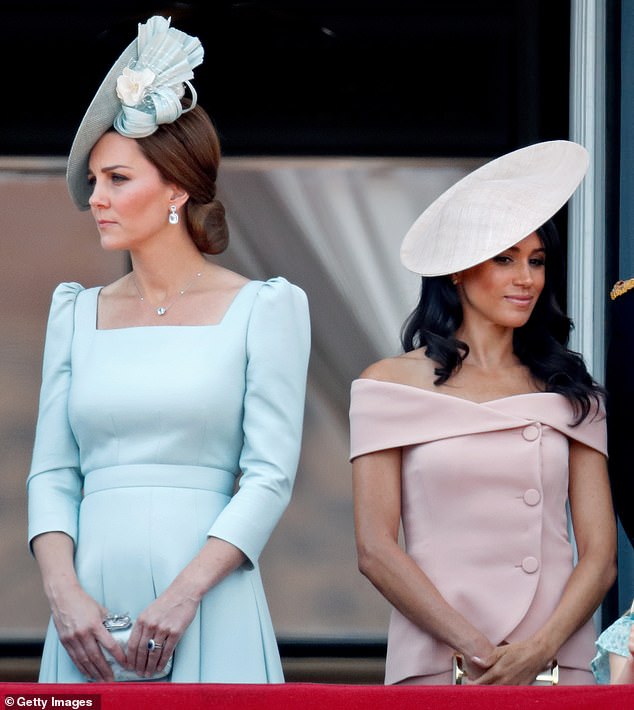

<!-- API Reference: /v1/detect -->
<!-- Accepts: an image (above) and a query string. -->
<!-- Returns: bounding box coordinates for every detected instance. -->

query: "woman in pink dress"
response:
[350,141,616,685]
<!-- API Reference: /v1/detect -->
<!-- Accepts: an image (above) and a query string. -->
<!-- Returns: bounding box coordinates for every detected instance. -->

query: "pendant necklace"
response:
[132,271,203,316]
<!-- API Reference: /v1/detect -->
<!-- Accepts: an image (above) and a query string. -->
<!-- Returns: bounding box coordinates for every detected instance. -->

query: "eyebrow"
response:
[87,164,133,175]
[506,245,546,254]
[101,164,132,171]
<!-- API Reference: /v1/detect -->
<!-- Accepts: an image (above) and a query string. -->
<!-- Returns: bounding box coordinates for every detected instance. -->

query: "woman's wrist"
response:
[457,630,495,662]
[42,570,82,603]
[525,632,558,668]
[169,565,208,604]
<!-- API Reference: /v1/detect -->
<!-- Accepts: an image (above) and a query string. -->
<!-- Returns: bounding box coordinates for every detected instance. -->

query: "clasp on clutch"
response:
[103,612,132,631]
[452,653,466,685]
[535,659,559,685]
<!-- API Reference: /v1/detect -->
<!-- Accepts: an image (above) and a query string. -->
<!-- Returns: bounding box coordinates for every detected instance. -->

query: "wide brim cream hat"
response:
[400,140,589,276]
[66,15,204,211]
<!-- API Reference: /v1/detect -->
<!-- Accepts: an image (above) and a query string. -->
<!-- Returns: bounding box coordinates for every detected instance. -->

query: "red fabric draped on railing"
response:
[1,682,633,709]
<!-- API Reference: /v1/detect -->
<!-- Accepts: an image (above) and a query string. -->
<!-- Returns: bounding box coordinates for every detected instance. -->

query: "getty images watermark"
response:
[3,696,100,709]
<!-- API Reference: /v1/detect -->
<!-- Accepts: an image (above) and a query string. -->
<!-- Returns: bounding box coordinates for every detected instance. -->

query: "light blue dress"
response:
[27,277,311,683]
[591,607,634,684]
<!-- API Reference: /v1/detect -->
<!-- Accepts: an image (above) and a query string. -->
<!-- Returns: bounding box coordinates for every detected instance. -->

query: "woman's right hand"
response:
[50,585,128,681]
[33,532,128,680]
[33,532,128,681]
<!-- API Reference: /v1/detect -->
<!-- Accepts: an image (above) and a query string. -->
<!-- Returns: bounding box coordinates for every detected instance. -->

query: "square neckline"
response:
[93,279,257,331]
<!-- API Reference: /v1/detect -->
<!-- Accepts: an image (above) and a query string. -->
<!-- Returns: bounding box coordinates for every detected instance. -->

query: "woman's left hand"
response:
[125,537,247,677]
[468,641,553,685]
[125,591,199,677]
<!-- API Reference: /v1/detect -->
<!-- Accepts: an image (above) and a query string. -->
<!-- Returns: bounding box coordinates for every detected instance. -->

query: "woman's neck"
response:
[454,321,517,371]
[128,239,208,299]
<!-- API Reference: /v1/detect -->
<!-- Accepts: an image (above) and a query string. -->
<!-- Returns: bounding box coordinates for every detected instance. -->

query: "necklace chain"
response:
[132,271,203,316]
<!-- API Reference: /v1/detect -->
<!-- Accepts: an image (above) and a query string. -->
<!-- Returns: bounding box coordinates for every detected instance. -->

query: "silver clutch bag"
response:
[101,613,173,681]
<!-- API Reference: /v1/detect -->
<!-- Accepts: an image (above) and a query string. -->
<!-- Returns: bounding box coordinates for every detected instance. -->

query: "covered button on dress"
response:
[28,277,311,683]
[349,378,607,685]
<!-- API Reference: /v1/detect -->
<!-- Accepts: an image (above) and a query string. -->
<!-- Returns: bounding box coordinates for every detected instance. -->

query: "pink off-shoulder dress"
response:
[349,378,607,685]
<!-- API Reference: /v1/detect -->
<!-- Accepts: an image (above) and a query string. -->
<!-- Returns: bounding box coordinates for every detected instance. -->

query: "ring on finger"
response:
[147,639,164,652]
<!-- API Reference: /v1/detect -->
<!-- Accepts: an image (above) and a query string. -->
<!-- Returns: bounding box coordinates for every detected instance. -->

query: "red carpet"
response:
[1,682,632,709]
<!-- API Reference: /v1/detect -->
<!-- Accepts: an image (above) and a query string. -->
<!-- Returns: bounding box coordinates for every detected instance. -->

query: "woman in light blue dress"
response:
[27,16,310,683]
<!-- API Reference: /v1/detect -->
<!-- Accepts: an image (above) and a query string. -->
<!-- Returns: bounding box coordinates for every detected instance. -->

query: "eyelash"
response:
[493,255,545,267]
[87,173,128,187]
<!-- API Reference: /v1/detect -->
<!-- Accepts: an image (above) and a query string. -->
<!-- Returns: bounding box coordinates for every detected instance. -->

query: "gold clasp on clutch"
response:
[535,659,559,685]
[452,653,466,685]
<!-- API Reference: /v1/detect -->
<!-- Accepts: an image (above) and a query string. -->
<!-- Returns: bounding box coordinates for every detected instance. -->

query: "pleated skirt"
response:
[38,465,284,683]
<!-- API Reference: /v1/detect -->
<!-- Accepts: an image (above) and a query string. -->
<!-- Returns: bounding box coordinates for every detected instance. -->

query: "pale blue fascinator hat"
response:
[66,15,204,211]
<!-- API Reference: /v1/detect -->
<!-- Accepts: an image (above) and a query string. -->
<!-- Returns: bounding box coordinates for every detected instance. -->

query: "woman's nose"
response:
[88,182,106,208]
[514,262,533,285]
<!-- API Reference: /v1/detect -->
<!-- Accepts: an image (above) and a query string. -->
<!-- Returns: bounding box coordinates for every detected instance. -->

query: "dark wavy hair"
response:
[400,220,605,424]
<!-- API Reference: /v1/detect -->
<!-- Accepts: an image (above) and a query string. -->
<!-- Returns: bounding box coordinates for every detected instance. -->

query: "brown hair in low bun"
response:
[136,101,230,254]
[187,199,229,254]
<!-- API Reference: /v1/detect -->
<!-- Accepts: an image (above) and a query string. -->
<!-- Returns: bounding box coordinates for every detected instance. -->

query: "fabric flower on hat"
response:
[113,15,204,138]
[116,67,156,106]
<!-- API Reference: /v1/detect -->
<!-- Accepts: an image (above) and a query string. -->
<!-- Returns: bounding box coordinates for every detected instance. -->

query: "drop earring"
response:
[168,204,179,225]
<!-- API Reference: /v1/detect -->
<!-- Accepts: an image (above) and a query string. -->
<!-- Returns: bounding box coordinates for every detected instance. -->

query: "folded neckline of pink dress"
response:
[349,377,606,459]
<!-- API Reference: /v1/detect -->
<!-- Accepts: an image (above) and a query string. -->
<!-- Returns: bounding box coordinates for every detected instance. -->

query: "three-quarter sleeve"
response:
[207,277,311,566]
[27,282,84,551]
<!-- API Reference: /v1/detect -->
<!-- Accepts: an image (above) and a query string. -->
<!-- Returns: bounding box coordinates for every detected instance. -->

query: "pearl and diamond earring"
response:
[168,204,179,225]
